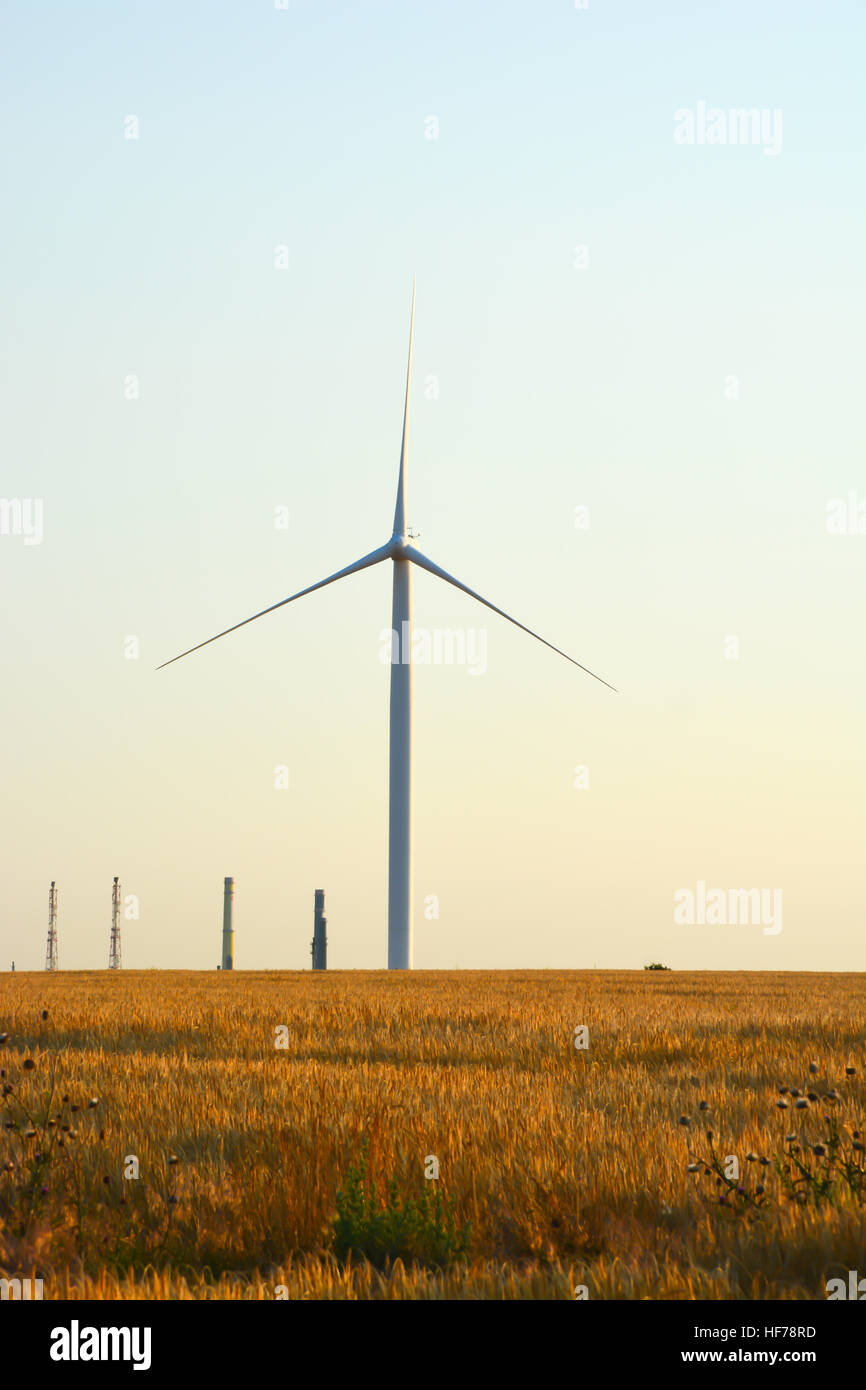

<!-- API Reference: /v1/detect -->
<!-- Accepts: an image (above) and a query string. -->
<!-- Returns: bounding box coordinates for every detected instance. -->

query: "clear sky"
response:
[0,1,863,971]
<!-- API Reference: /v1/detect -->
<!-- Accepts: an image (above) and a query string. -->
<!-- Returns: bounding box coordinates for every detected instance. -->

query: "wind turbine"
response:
[159,281,616,969]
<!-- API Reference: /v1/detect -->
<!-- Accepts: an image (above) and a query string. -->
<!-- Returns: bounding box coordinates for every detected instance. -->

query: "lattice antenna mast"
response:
[45,880,59,971]
[108,876,122,970]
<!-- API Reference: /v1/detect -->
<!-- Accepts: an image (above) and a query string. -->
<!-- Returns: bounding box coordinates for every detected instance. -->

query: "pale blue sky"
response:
[1,1,863,970]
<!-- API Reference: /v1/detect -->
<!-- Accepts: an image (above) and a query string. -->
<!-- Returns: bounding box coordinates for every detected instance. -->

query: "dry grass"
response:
[0,969,862,1299]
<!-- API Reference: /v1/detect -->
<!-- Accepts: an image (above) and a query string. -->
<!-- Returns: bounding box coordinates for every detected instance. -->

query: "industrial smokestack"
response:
[311,889,327,970]
[222,877,235,970]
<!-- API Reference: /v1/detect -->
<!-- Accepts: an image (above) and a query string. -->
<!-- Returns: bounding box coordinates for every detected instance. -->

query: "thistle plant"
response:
[683,1063,863,1214]
[1,1017,180,1274]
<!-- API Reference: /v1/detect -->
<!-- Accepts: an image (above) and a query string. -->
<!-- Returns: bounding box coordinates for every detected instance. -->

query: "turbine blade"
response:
[392,276,416,537]
[403,545,617,692]
[157,543,392,670]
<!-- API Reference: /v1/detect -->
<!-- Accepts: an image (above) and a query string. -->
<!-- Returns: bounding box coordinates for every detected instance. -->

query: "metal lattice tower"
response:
[108,876,122,970]
[45,881,59,971]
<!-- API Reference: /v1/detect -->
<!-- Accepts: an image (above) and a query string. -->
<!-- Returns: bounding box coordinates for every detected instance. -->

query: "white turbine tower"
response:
[159,281,616,969]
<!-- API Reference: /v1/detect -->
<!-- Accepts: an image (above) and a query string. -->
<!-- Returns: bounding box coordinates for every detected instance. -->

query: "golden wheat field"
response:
[0,970,863,1300]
